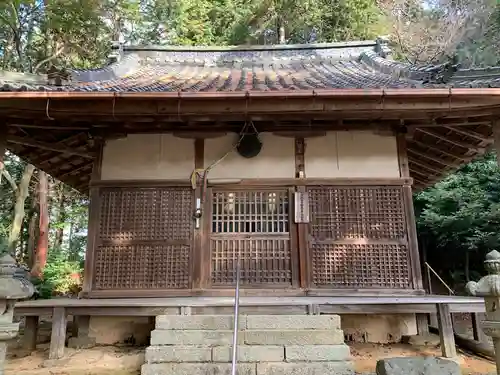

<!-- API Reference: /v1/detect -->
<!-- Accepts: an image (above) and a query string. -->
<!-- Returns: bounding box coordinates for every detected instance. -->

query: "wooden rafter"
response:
[407,148,452,167]
[7,136,94,159]
[57,161,93,179]
[443,126,492,142]
[408,139,467,161]
[417,128,485,152]
[408,158,442,175]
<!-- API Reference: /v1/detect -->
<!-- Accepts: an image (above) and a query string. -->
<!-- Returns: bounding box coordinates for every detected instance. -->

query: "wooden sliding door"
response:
[209,188,296,287]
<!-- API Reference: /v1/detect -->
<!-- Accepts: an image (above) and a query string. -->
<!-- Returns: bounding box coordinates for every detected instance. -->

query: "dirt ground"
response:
[4,341,496,375]
[5,313,496,375]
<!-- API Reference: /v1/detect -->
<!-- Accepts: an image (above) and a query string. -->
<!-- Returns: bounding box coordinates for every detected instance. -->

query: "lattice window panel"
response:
[99,187,193,242]
[93,244,191,289]
[210,190,292,285]
[308,186,406,240]
[311,243,411,288]
[93,187,193,290]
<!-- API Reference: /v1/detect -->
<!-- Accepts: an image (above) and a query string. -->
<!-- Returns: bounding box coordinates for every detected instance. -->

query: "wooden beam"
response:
[436,303,457,358]
[7,135,94,159]
[417,128,485,152]
[9,123,90,131]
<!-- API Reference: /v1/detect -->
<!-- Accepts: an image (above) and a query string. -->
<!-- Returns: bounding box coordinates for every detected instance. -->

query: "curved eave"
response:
[2,88,499,194]
[1,87,500,99]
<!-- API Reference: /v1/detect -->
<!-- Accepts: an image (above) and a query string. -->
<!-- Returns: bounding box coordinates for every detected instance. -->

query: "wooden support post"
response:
[416,313,429,335]
[49,307,67,360]
[0,123,6,180]
[193,138,204,290]
[436,303,457,358]
[68,315,95,349]
[81,139,103,297]
[23,316,39,352]
[75,315,90,337]
[398,132,424,291]
[472,312,488,343]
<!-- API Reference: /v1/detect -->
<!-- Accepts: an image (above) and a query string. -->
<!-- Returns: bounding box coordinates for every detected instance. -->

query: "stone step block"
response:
[141,363,256,375]
[150,329,244,346]
[285,344,351,362]
[244,330,345,345]
[213,345,284,362]
[145,346,211,363]
[257,362,354,375]
[156,315,245,330]
[246,315,340,330]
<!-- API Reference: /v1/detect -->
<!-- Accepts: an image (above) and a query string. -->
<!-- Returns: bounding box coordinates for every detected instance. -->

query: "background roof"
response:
[2,39,500,93]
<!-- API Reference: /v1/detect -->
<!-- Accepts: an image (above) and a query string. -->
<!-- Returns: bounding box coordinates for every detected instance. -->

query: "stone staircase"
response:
[141,314,353,375]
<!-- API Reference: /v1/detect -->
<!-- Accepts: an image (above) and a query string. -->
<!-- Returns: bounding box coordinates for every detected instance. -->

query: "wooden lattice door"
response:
[210,189,293,287]
[307,185,412,289]
[92,187,194,291]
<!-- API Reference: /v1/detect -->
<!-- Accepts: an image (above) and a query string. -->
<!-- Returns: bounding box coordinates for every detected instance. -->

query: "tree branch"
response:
[1,169,18,193]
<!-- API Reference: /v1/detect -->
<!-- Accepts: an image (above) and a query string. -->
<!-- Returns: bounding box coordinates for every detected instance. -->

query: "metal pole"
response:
[231,257,241,375]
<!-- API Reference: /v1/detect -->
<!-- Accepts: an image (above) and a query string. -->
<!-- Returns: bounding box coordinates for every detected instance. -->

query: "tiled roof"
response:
[1,39,500,92]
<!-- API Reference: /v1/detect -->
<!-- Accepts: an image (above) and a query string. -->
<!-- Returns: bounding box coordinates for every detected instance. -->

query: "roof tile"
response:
[1,41,500,92]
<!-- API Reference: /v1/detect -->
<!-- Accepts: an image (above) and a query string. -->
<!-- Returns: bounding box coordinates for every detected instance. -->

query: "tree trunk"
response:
[0,123,6,184]
[465,249,470,282]
[27,194,39,269]
[54,183,66,249]
[278,18,286,44]
[32,171,49,278]
[7,164,35,253]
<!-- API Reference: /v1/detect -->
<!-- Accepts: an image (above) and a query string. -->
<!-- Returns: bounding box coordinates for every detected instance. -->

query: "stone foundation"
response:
[342,314,417,343]
[141,315,354,375]
[89,316,155,345]
[87,313,416,347]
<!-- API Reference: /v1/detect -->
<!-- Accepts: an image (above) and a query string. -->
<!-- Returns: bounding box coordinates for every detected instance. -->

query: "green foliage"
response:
[33,250,83,299]
[415,152,500,289]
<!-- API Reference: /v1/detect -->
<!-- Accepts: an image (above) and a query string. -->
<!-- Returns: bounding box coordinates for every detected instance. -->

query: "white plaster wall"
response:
[101,134,195,180]
[204,133,295,180]
[100,131,399,181]
[305,131,400,178]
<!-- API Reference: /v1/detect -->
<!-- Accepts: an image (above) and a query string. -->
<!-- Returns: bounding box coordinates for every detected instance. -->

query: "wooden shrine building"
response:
[1,39,498,356]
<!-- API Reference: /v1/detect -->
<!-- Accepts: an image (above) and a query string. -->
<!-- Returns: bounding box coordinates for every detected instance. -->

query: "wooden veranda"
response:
[14,295,486,361]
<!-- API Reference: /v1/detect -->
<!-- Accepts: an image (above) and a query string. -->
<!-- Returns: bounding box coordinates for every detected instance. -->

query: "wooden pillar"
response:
[23,316,39,352]
[81,138,103,297]
[193,138,205,290]
[436,303,457,358]
[472,312,488,343]
[49,307,67,360]
[416,313,429,335]
[295,137,310,289]
[397,133,424,291]
[68,315,95,349]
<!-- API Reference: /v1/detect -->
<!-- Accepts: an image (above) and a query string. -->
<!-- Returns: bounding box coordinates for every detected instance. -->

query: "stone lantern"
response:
[466,250,500,375]
[0,253,35,374]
